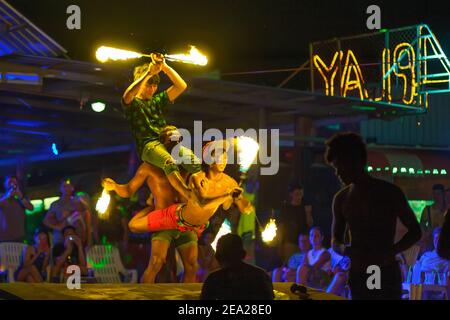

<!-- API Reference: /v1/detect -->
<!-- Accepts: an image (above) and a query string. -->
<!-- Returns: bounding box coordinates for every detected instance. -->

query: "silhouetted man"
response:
[201,234,274,300]
[326,133,421,300]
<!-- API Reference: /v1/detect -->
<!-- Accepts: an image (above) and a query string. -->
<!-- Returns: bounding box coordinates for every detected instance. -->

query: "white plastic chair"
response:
[86,245,137,283]
[0,243,27,283]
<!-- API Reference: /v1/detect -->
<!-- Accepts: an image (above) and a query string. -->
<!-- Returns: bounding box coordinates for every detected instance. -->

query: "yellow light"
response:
[95,189,111,217]
[393,43,417,105]
[96,46,142,63]
[165,46,208,66]
[236,136,259,173]
[341,50,368,100]
[211,220,232,251]
[313,51,342,96]
[262,219,277,243]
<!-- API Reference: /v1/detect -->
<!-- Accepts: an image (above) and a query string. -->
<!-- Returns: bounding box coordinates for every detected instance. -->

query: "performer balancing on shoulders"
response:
[122,53,201,201]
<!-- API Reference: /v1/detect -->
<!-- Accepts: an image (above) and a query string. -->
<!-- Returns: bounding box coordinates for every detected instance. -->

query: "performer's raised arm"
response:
[122,55,162,105]
[162,60,187,102]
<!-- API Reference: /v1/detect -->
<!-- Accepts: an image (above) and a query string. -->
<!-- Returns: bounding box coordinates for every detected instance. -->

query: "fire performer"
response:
[103,137,254,282]
[122,53,201,202]
[121,139,253,236]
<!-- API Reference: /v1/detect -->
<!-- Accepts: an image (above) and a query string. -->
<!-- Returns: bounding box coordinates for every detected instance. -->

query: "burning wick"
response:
[95,45,208,66]
[236,136,259,174]
[95,189,111,217]
[261,219,277,243]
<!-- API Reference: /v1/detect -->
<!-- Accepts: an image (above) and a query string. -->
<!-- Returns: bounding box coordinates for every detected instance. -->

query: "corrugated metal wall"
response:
[361,94,450,148]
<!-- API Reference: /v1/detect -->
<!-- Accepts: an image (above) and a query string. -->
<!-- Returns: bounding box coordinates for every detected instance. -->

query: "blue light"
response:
[51,143,59,156]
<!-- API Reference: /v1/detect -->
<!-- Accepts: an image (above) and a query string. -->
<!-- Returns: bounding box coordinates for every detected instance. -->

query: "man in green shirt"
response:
[122,53,201,202]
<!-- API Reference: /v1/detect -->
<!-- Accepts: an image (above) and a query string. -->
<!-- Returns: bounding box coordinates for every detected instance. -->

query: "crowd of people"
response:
[1,48,449,300]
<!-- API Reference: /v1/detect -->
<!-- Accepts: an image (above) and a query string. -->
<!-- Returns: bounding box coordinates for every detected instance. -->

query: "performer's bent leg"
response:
[176,233,199,283]
[141,141,192,200]
[129,204,180,233]
[128,207,154,233]
[141,237,171,283]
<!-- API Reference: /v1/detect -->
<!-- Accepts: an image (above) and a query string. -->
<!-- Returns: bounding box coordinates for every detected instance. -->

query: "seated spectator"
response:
[437,209,449,260]
[417,227,449,275]
[272,232,310,282]
[51,226,88,282]
[296,227,332,290]
[326,247,350,296]
[15,229,51,282]
[197,231,220,282]
[201,234,274,300]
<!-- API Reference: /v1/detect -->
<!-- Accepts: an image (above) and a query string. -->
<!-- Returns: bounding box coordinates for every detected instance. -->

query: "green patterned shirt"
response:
[122,91,169,157]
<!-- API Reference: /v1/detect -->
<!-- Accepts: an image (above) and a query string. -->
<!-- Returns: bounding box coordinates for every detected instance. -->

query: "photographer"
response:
[51,226,88,282]
[0,176,33,243]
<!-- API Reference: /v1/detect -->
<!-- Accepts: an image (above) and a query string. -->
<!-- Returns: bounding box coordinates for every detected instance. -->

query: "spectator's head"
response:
[325,132,368,185]
[298,232,311,253]
[62,225,77,239]
[433,227,442,250]
[309,227,324,249]
[215,234,246,266]
[34,228,50,249]
[288,182,304,206]
[432,184,446,209]
[60,178,74,197]
[133,63,160,98]
[3,175,18,190]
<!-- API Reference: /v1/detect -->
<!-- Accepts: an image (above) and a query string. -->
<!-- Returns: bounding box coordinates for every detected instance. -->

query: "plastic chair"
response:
[86,245,137,283]
[402,245,421,267]
[0,243,27,283]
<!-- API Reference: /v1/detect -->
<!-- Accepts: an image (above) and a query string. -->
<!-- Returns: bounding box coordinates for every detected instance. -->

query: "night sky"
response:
[7,0,447,72]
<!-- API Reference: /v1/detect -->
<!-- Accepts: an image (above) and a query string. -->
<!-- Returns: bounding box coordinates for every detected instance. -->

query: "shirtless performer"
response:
[326,132,421,300]
[125,139,254,237]
[103,135,253,283]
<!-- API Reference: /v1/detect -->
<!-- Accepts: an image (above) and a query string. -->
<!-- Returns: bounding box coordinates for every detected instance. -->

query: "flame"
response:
[96,46,142,63]
[95,189,111,217]
[236,136,259,173]
[211,220,232,251]
[262,219,277,243]
[165,46,208,66]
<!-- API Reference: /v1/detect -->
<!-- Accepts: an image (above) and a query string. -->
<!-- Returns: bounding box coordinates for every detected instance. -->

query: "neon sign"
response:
[314,44,418,105]
[311,24,450,109]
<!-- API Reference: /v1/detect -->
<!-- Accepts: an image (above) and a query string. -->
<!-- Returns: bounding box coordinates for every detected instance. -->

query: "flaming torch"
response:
[261,219,278,243]
[95,45,208,66]
[95,189,111,219]
[235,136,260,184]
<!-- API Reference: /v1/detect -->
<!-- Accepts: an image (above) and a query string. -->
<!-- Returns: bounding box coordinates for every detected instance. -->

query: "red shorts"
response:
[147,204,206,237]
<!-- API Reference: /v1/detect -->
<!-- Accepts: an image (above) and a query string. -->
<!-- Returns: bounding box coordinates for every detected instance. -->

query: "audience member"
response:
[278,182,313,264]
[417,227,449,275]
[0,176,34,242]
[420,184,447,252]
[43,179,77,244]
[15,229,51,282]
[326,132,421,300]
[272,232,310,282]
[51,226,88,282]
[437,209,449,260]
[296,227,331,289]
[201,234,274,300]
[326,247,350,296]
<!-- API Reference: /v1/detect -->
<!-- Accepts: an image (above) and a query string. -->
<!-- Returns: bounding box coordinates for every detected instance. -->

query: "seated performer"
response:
[122,52,201,201]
